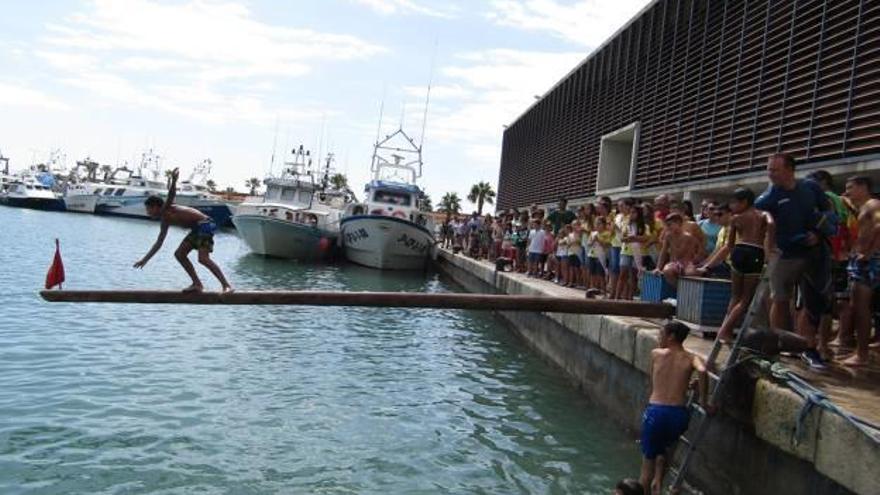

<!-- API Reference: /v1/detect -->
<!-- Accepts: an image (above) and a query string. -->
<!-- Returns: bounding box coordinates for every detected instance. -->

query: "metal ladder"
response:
[665,264,773,493]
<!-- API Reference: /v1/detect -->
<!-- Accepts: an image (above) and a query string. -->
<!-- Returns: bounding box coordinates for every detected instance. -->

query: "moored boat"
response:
[233,147,348,260]
[0,176,66,211]
[340,128,435,270]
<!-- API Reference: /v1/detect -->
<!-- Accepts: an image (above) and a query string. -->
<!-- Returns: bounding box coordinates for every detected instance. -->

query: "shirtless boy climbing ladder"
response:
[133,168,234,293]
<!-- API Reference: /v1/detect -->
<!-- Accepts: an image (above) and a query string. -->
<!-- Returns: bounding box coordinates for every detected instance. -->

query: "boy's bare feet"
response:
[841,354,869,367]
[183,284,204,293]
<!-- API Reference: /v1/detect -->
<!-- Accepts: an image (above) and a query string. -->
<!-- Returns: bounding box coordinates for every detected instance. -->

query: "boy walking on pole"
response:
[133,168,233,293]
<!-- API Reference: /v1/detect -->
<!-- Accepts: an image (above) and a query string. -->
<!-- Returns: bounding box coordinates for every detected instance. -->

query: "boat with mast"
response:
[174,159,235,226]
[0,149,68,211]
[339,128,435,270]
[93,149,166,220]
[63,157,104,213]
[232,146,349,260]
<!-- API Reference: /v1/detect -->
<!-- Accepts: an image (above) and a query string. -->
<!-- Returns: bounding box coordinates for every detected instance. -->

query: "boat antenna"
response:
[399,100,406,130]
[419,38,438,151]
[269,116,279,176]
[375,86,386,144]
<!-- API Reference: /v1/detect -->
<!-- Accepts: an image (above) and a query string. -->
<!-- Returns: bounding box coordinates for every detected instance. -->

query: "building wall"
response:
[498,0,880,209]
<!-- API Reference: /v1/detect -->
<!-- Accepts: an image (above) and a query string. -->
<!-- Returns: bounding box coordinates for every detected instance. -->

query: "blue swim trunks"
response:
[847,255,880,289]
[185,219,217,252]
[640,404,690,459]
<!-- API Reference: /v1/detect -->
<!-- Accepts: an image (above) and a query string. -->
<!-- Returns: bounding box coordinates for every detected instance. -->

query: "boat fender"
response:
[319,237,331,253]
[370,209,384,216]
[392,210,406,219]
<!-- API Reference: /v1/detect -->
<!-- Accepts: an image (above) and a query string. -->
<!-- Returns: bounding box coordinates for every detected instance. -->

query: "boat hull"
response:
[176,197,234,227]
[64,194,98,213]
[232,214,335,260]
[97,196,234,225]
[0,196,66,211]
[340,215,434,270]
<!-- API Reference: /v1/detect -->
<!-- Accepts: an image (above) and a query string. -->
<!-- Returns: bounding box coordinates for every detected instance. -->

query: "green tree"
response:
[205,179,217,192]
[419,193,433,213]
[246,177,261,195]
[439,192,462,220]
[467,181,496,215]
[329,173,348,191]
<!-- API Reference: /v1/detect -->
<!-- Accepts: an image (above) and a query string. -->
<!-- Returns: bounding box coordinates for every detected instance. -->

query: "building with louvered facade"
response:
[497,0,880,209]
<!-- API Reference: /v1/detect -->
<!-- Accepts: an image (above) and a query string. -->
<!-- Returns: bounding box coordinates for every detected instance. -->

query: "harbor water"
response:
[0,207,639,494]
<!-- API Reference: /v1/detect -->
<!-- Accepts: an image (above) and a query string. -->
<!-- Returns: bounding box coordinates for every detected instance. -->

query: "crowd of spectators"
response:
[440,153,880,371]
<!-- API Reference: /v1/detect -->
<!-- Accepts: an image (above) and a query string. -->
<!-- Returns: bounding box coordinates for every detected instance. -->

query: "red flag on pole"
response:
[45,238,65,290]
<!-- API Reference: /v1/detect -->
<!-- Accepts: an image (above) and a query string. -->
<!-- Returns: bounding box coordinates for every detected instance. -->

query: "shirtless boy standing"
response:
[133,168,233,293]
[640,321,709,495]
[655,214,702,286]
[842,176,880,367]
[700,188,775,343]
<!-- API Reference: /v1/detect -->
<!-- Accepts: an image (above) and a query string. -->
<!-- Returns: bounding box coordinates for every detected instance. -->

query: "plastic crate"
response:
[640,271,677,302]
[676,277,731,326]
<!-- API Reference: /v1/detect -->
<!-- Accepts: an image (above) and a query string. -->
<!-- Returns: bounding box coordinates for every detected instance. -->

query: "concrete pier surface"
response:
[436,249,879,495]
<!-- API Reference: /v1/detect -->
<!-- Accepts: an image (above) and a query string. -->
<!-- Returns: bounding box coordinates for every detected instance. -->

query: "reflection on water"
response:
[0,207,638,494]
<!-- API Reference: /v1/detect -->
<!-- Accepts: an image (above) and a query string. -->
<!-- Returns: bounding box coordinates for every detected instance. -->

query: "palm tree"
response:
[467,181,496,215]
[419,193,433,213]
[245,177,261,195]
[164,169,174,188]
[439,192,462,220]
[329,173,348,191]
[205,179,217,192]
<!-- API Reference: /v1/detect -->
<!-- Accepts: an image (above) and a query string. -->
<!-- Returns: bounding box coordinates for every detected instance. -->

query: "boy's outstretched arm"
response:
[164,167,180,211]
[134,222,169,268]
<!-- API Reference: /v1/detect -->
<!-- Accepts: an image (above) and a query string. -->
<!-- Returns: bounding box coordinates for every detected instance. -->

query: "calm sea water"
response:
[0,206,639,494]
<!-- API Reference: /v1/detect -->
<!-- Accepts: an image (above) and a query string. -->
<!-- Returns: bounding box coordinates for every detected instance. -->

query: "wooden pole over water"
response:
[40,290,674,318]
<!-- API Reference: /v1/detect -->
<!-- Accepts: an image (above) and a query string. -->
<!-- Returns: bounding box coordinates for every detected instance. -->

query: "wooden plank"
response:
[39,290,675,318]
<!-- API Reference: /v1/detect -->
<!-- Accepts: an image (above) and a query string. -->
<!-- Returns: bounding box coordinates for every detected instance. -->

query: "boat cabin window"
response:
[93,188,103,195]
[26,185,33,190]
[281,187,296,201]
[104,188,116,196]
[373,190,411,206]
[114,188,126,196]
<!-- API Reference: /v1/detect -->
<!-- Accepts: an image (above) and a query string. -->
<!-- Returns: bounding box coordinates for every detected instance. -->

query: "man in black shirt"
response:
[548,197,576,235]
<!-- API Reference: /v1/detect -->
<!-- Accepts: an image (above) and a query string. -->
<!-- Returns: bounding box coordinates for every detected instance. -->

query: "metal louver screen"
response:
[498,0,880,210]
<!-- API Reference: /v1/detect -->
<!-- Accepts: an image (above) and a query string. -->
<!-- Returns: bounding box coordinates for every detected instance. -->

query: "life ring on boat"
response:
[392,210,406,219]
[370,209,384,216]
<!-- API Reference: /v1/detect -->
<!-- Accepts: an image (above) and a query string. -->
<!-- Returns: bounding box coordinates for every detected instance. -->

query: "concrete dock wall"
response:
[437,250,875,495]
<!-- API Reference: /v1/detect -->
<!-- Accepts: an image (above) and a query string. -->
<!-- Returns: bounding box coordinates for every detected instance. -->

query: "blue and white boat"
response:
[95,151,233,225]
[175,159,234,227]
[93,151,166,220]
[340,129,435,270]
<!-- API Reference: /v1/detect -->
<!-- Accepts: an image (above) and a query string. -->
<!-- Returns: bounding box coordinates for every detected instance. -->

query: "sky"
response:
[0,0,650,209]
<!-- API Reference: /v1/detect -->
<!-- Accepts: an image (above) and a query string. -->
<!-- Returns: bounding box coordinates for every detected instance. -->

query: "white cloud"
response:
[351,0,457,18]
[36,0,385,124]
[0,82,71,111]
[487,0,650,47]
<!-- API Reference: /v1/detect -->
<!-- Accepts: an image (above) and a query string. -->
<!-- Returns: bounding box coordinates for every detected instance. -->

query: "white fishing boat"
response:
[62,157,104,213]
[340,128,435,270]
[0,176,66,211]
[94,150,166,220]
[175,159,235,226]
[233,146,349,260]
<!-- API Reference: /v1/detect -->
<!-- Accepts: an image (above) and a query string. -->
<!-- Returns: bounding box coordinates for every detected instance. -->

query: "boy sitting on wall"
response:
[654,214,702,287]
[640,321,711,495]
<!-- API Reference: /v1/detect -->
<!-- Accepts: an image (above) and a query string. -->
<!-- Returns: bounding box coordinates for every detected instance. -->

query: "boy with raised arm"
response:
[640,321,710,495]
[133,168,233,293]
